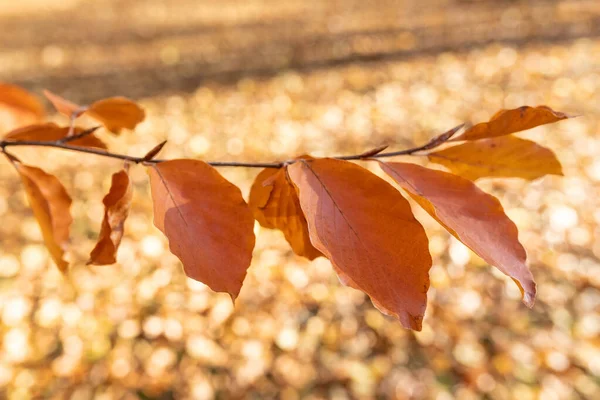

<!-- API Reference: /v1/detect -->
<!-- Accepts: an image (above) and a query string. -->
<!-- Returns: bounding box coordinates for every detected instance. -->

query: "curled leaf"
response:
[287,158,432,330]
[428,136,563,181]
[454,106,572,141]
[88,168,133,265]
[248,168,321,260]
[148,160,255,300]
[380,161,536,307]
[4,123,107,149]
[15,164,72,271]
[0,83,45,128]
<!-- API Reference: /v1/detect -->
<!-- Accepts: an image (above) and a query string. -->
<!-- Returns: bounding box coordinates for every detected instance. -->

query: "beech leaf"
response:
[15,164,72,272]
[4,123,108,149]
[287,158,432,330]
[380,162,536,307]
[43,90,145,134]
[428,136,563,181]
[88,168,133,265]
[87,97,145,134]
[248,168,322,260]
[454,105,572,141]
[0,83,45,128]
[148,160,255,300]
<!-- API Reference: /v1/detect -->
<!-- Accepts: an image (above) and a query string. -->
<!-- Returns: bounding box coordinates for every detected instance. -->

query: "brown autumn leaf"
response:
[454,105,572,141]
[87,97,145,134]
[15,163,73,272]
[3,123,107,149]
[88,168,133,265]
[43,89,82,117]
[0,83,45,128]
[428,135,563,181]
[379,161,536,307]
[43,90,145,134]
[248,168,321,260]
[148,159,255,300]
[287,158,432,330]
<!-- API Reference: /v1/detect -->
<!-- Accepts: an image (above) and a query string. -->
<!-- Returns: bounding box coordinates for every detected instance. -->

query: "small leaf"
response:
[87,97,145,134]
[16,164,72,271]
[43,91,145,134]
[43,90,83,117]
[0,83,45,127]
[4,123,107,149]
[88,168,133,265]
[287,158,432,330]
[380,161,536,307]
[148,160,255,300]
[454,106,572,141]
[428,136,563,181]
[248,168,321,260]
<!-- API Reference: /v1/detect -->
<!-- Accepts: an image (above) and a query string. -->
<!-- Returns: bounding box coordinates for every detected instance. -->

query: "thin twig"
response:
[0,124,462,168]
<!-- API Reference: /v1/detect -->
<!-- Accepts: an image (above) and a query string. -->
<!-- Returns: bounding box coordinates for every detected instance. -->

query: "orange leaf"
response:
[4,123,107,149]
[287,158,432,330]
[248,168,321,260]
[88,168,133,265]
[16,164,72,272]
[43,89,83,117]
[87,97,145,134]
[380,162,536,307]
[454,106,572,141]
[148,160,255,300]
[428,136,563,181]
[0,83,45,128]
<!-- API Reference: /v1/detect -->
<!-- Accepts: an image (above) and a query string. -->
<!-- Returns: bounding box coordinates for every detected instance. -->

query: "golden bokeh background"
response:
[1,1,599,399]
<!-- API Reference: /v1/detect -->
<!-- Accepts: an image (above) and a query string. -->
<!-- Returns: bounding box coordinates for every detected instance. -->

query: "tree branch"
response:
[0,124,462,168]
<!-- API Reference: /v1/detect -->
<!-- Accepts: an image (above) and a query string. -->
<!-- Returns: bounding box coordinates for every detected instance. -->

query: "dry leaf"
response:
[287,158,432,330]
[4,123,107,149]
[248,168,321,260]
[380,161,536,306]
[0,83,45,128]
[16,164,72,271]
[43,89,82,117]
[88,168,133,265]
[87,97,145,133]
[428,136,563,181]
[148,160,255,300]
[454,106,572,141]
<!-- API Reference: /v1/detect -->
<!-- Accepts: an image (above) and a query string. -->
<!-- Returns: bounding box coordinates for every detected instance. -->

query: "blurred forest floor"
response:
[0,0,599,399]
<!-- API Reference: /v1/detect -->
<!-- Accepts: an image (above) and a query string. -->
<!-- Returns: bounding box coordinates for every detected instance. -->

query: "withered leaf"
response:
[380,161,536,307]
[454,105,572,141]
[0,83,45,128]
[287,158,432,330]
[4,123,107,149]
[248,168,321,260]
[148,160,255,300]
[428,136,563,181]
[88,168,133,265]
[16,164,72,272]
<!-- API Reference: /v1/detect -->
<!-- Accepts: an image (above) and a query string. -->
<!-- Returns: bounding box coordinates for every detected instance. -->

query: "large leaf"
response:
[4,123,107,149]
[454,105,571,141]
[248,168,321,260]
[88,168,133,265]
[380,162,536,306]
[43,90,145,134]
[287,158,432,330]
[16,164,72,271]
[428,136,563,181]
[0,83,45,128]
[148,160,255,299]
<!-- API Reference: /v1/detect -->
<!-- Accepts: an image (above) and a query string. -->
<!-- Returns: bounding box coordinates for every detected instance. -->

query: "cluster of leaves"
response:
[0,83,571,330]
